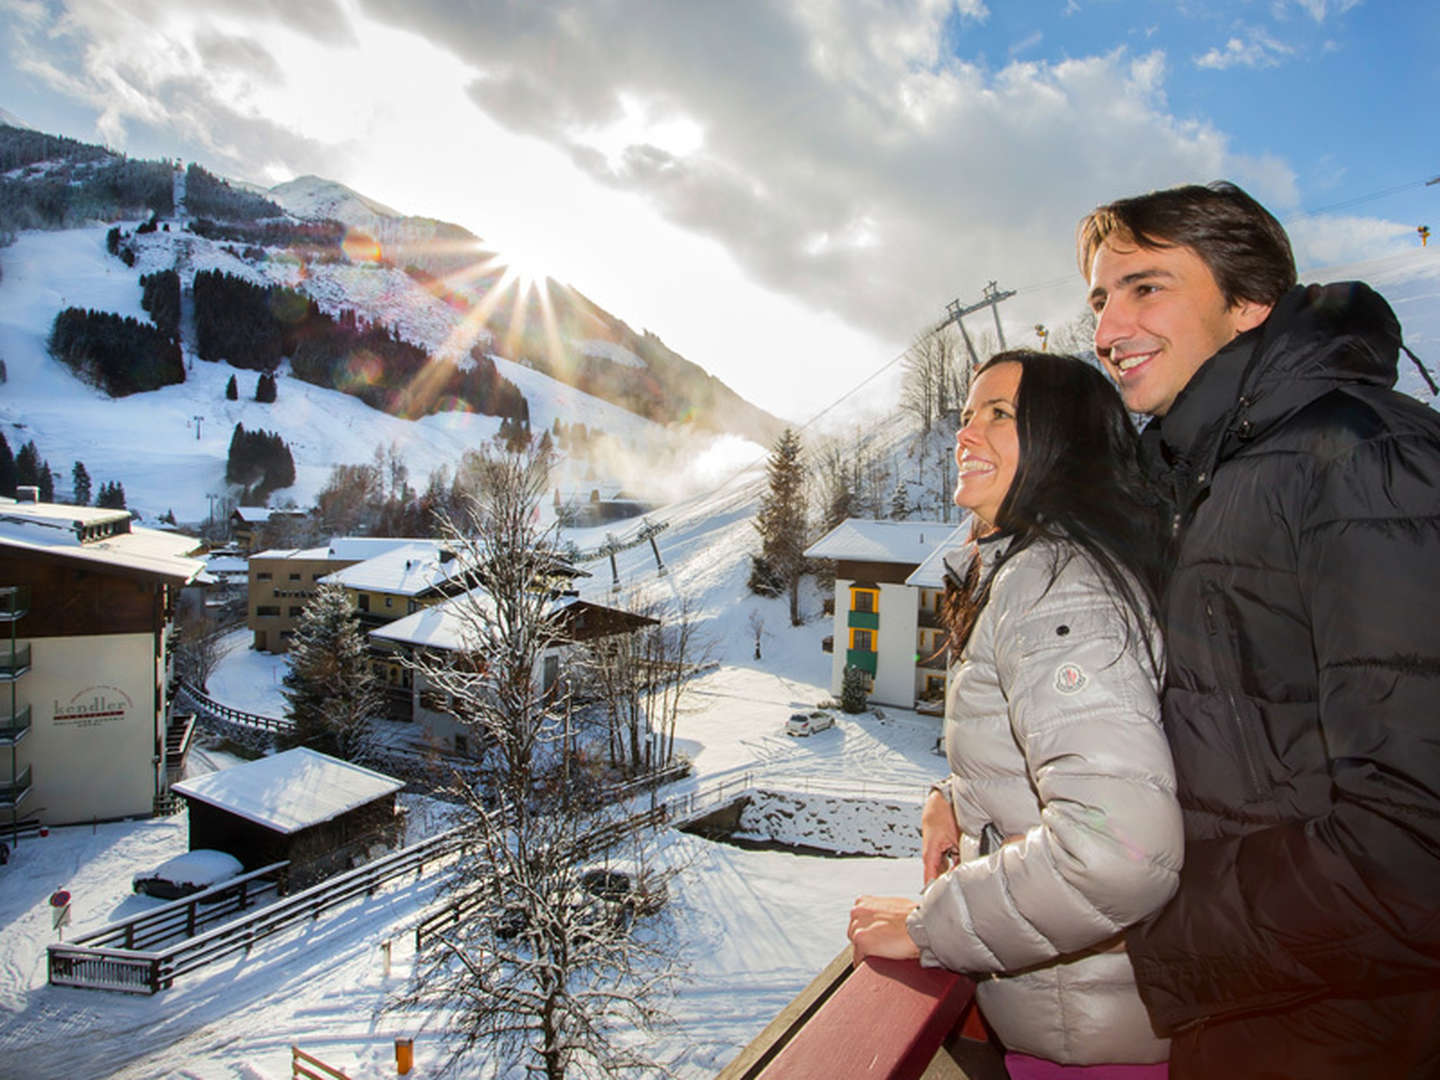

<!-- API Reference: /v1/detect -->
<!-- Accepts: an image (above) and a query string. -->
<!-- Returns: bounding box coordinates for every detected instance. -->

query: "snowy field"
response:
[0,591,942,1079]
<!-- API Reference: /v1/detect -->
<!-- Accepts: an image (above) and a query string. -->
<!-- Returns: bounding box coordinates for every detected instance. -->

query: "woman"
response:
[847,350,1181,1078]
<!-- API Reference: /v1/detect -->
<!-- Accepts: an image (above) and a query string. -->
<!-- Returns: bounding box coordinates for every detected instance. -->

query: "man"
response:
[1078,181,1440,1077]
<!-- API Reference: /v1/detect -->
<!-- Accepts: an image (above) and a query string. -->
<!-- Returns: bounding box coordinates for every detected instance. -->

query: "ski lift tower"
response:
[938,281,1016,368]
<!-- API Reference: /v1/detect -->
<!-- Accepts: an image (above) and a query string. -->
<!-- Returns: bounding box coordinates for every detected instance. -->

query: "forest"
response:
[48,307,185,396]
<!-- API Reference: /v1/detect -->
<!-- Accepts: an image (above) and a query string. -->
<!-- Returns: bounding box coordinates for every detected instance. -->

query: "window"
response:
[288,572,301,581]
[851,628,875,652]
[256,605,280,617]
[384,596,393,608]
[851,587,878,613]
[454,733,469,756]
[288,606,303,617]
[256,572,272,581]
[358,595,370,612]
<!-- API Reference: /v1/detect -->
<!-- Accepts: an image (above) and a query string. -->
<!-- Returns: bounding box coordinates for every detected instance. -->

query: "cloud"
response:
[1289,0,1363,22]
[4,0,1371,414]
[1288,213,1417,272]
[1194,27,1296,69]
[1009,31,1043,58]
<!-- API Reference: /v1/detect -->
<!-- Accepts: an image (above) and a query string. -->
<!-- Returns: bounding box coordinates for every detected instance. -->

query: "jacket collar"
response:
[1146,281,1402,476]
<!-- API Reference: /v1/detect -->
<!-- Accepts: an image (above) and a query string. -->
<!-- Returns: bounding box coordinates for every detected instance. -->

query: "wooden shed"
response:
[171,748,405,891]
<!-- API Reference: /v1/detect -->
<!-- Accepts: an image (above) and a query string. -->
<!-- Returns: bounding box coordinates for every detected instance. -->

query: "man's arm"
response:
[1129,418,1440,1030]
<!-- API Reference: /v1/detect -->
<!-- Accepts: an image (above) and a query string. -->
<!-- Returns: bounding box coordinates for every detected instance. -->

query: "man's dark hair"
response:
[1076,181,1297,308]
[944,350,1166,671]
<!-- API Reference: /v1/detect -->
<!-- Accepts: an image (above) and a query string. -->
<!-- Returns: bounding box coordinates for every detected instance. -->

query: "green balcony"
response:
[847,610,879,631]
[0,765,32,810]
[845,649,877,676]
[0,704,31,745]
[0,586,29,621]
[0,643,31,680]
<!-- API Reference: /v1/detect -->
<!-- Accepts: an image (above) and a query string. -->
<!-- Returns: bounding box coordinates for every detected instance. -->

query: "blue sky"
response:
[1,0,1434,419]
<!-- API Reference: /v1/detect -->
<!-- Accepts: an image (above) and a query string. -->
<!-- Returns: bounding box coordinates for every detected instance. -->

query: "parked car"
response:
[786,710,835,736]
[132,849,243,900]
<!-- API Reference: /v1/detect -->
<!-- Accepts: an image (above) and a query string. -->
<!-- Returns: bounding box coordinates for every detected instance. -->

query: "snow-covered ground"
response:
[0,221,1435,1077]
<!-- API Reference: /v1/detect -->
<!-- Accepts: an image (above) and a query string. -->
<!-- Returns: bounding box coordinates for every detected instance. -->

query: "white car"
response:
[133,849,243,900]
[786,710,835,736]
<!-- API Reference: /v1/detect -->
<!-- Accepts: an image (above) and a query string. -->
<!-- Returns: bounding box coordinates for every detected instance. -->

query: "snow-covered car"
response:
[785,710,835,736]
[132,849,244,900]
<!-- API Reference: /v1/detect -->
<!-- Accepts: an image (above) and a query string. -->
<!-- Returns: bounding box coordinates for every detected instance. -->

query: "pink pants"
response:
[1004,1053,1168,1080]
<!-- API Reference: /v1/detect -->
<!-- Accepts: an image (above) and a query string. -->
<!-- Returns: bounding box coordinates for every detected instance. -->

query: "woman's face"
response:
[954,361,1021,531]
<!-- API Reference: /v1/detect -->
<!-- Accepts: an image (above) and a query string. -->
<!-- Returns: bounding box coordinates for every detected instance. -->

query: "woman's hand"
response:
[921,789,960,887]
[848,895,922,964]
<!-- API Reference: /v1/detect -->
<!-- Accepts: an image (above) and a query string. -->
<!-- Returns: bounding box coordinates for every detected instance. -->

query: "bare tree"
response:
[174,603,226,692]
[580,594,709,775]
[394,441,681,1077]
[899,327,971,435]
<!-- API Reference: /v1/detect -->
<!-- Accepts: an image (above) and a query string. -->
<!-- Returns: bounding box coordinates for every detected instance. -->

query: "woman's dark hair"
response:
[1076,180,1296,309]
[944,350,1166,670]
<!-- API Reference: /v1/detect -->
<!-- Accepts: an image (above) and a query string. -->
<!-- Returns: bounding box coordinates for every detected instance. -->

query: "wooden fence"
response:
[292,1045,352,1080]
[48,828,464,994]
[412,774,753,952]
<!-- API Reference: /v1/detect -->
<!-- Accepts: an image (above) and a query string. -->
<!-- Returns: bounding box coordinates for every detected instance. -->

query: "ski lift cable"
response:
[584,172,1440,569]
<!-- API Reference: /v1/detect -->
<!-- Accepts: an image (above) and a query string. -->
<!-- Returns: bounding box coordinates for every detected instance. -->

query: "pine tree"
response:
[37,462,53,502]
[254,371,277,403]
[72,461,92,505]
[890,478,910,521]
[96,480,126,509]
[754,428,808,625]
[225,374,238,400]
[279,584,380,762]
[15,441,41,489]
[0,434,14,498]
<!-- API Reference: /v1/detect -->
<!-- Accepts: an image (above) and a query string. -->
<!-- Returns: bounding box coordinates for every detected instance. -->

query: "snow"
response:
[804,518,962,565]
[0,215,1437,1078]
[170,748,404,835]
[132,849,243,892]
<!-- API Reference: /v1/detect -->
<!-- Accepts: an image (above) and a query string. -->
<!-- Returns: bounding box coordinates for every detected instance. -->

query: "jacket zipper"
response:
[1202,587,1266,801]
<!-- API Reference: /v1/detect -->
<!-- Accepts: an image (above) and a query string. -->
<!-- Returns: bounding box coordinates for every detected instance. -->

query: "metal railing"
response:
[0,642,31,679]
[0,585,30,620]
[0,704,31,744]
[0,765,32,809]
[175,681,293,734]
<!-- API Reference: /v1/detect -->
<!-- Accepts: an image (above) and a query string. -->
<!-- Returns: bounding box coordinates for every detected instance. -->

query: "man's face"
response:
[1087,237,1270,417]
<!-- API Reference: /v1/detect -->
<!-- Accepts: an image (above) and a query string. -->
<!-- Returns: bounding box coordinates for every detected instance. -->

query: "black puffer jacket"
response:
[1126,282,1440,1078]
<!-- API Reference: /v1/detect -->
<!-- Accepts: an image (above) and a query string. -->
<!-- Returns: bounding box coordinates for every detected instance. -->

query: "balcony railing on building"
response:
[0,642,32,680]
[0,765,32,810]
[0,704,32,745]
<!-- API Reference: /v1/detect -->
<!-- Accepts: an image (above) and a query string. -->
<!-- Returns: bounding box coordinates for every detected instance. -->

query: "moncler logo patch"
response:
[1054,662,1088,694]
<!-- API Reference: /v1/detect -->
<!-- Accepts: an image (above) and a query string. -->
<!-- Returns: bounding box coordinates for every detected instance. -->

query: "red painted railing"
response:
[721,947,999,1080]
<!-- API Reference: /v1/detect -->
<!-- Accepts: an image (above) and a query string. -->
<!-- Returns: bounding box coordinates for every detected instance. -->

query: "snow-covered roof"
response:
[0,502,203,583]
[803,519,951,567]
[368,588,621,652]
[171,748,403,835]
[248,537,416,563]
[319,541,469,596]
[232,506,273,523]
[904,522,973,588]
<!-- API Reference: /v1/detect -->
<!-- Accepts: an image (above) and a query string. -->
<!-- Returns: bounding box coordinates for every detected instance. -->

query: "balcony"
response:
[0,642,31,681]
[0,704,32,745]
[845,648,877,676]
[847,610,879,631]
[0,765,32,810]
[0,585,30,621]
[719,947,1001,1079]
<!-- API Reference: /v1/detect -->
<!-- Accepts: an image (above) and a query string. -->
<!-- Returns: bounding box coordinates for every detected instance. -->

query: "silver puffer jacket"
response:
[907,535,1182,1065]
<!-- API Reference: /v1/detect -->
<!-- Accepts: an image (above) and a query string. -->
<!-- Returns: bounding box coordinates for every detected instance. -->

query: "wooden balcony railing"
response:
[719,946,1004,1080]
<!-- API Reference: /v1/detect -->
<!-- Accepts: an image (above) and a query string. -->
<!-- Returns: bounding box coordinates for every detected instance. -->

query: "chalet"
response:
[228,505,309,553]
[0,496,203,825]
[170,747,404,890]
[367,588,657,757]
[804,519,968,709]
[247,537,417,653]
